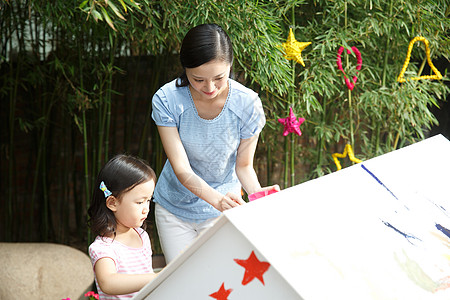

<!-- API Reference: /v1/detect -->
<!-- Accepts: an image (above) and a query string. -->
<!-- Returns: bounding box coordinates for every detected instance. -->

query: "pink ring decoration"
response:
[337,46,362,90]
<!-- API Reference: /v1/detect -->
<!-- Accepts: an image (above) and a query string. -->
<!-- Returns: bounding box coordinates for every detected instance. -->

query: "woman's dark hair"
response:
[87,154,157,238]
[177,23,234,87]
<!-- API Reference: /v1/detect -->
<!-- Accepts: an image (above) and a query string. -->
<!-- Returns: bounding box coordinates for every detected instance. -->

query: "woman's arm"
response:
[94,258,157,295]
[236,134,280,195]
[157,126,245,211]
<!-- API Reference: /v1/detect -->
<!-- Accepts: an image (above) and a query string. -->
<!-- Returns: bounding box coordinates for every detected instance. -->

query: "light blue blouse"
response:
[151,78,265,222]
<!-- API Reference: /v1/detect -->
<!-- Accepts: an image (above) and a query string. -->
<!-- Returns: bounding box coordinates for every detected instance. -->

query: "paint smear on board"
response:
[382,221,421,244]
[395,250,437,292]
[361,164,398,200]
[430,232,450,252]
[434,276,450,292]
[436,224,450,239]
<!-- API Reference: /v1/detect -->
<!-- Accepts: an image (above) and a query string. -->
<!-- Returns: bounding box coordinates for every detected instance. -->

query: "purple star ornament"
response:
[278,107,305,136]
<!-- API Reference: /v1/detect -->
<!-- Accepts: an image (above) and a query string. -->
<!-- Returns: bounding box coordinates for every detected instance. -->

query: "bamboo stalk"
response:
[289,58,296,186]
[83,109,90,243]
[125,41,138,153]
[77,28,91,244]
[381,38,390,87]
[317,94,327,171]
[42,128,49,241]
[375,32,391,154]
[381,0,394,152]
[417,54,427,77]
[290,135,295,186]
[287,7,297,187]
[10,0,34,240]
[265,90,272,186]
[283,135,289,188]
[139,55,161,159]
[267,143,272,186]
[63,101,70,243]
[105,95,112,161]
[348,88,354,148]
[31,101,53,241]
[105,38,115,159]
[344,1,354,149]
[7,2,19,241]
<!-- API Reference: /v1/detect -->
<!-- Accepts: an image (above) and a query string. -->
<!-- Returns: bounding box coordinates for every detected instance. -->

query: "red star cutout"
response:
[234,251,271,285]
[278,106,305,137]
[209,283,232,300]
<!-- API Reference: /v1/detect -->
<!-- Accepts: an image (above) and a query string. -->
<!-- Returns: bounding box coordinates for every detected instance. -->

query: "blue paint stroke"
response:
[436,224,450,239]
[361,164,398,200]
[383,221,421,244]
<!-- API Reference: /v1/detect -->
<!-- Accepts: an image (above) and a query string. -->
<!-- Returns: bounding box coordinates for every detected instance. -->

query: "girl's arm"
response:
[235,134,280,195]
[157,126,245,211]
[94,257,157,295]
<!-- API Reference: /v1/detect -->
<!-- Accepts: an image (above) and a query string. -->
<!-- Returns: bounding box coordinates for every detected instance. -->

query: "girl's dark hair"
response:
[87,154,157,238]
[177,23,234,87]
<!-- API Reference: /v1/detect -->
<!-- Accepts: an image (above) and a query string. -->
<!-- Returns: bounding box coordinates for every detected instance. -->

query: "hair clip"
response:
[99,181,112,198]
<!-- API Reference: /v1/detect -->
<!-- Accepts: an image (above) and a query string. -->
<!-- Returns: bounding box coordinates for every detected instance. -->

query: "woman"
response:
[151,23,279,263]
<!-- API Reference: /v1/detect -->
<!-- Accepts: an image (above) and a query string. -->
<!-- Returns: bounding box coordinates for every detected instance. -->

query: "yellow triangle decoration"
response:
[397,36,443,83]
[332,144,363,171]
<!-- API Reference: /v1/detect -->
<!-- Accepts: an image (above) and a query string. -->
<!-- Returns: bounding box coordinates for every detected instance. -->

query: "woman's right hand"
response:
[216,192,246,212]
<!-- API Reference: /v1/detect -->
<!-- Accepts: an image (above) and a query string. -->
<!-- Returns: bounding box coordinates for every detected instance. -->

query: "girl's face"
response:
[113,179,155,231]
[186,59,231,101]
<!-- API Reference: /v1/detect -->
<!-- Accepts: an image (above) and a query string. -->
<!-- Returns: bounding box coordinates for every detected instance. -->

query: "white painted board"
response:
[134,134,450,299]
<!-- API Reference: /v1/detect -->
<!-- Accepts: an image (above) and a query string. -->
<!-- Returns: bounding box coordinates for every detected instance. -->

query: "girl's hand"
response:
[216,192,246,212]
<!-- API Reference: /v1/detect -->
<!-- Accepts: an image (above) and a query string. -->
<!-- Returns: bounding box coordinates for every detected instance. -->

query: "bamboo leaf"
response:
[118,0,127,12]
[108,1,126,21]
[91,8,103,22]
[122,0,141,10]
[79,0,89,9]
[101,6,117,31]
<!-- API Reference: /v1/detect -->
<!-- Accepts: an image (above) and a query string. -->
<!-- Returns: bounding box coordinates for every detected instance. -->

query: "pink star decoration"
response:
[209,283,233,300]
[234,251,271,285]
[278,107,305,136]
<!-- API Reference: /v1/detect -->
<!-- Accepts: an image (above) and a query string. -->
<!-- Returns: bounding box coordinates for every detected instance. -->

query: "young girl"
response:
[88,154,158,299]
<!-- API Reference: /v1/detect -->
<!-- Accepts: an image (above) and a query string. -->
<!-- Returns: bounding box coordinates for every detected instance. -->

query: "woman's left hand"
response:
[255,184,281,194]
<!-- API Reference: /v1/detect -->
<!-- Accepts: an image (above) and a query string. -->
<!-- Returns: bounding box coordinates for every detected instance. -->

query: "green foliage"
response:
[1,0,448,250]
[282,0,450,179]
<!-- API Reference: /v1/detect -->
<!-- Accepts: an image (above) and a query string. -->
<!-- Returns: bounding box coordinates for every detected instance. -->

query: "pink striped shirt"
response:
[89,228,154,299]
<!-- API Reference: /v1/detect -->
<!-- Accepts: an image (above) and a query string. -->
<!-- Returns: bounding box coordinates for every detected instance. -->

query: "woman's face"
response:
[185,59,231,101]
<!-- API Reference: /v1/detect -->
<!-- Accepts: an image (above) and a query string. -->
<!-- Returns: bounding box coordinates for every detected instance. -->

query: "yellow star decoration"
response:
[397,36,443,83]
[332,144,363,171]
[282,28,311,67]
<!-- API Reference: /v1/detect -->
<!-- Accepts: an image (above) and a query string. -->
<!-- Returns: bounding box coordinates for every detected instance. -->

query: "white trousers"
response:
[155,203,218,264]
